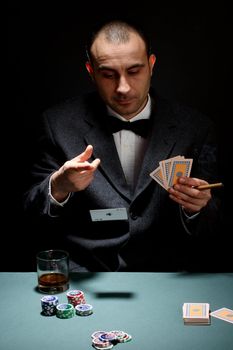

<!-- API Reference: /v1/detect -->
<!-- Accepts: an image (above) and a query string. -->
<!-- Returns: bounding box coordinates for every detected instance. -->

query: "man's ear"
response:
[85,61,94,77]
[149,54,156,74]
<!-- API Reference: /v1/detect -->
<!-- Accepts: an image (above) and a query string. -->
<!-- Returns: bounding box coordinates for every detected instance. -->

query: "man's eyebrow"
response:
[98,65,115,71]
[127,63,145,69]
[98,63,145,71]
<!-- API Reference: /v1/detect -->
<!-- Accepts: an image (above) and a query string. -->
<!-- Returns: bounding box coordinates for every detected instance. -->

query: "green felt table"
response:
[0,272,232,349]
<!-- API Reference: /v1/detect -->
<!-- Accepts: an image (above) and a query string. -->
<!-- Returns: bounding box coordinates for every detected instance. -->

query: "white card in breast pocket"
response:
[90,208,128,221]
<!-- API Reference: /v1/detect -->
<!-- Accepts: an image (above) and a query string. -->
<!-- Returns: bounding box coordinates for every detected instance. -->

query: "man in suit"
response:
[23,19,222,271]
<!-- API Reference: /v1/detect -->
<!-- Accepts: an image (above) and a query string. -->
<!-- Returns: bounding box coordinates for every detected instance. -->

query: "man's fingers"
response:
[74,158,100,174]
[92,158,101,168]
[73,145,93,162]
[177,176,208,188]
[75,162,93,172]
[67,146,100,174]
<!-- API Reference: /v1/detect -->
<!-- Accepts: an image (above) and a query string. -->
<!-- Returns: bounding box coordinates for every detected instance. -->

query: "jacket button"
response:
[130,212,138,220]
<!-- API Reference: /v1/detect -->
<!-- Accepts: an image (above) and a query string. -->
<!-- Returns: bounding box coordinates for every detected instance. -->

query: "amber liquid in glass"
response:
[38,273,69,293]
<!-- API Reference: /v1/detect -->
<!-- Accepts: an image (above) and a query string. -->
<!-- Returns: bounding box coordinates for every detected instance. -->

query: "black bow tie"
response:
[109,117,151,138]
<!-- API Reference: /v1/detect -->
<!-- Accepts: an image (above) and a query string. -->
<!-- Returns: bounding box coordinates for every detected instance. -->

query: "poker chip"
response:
[99,332,117,342]
[118,333,132,343]
[66,289,86,306]
[110,330,132,343]
[75,303,93,316]
[92,338,113,349]
[41,295,59,316]
[91,331,106,339]
[110,330,125,338]
[56,303,75,319]
[92,345,114,350]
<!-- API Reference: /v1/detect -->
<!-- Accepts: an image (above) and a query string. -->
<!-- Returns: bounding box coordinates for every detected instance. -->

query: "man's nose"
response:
[116,76,130,94]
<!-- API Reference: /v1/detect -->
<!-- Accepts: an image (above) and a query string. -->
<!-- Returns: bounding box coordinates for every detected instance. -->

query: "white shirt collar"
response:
[106,95,151,122]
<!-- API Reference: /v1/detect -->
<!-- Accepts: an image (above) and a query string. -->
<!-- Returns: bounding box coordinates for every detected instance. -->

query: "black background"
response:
[6,3,232,271]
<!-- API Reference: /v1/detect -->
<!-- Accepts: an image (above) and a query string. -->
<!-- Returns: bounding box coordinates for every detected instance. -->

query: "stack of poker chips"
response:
[182,303,210,325]
[41,295,59,316]
[91,330,132,349]
[56,303,75,319]
[66,289,86,306]
[40,289,93,319]
[75,303,93,316]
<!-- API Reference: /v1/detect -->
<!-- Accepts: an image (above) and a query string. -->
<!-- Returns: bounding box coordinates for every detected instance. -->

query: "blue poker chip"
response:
[99,332,117,342]
[41,295,59,316]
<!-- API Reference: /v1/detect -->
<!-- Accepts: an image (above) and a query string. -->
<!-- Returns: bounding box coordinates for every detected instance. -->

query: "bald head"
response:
[86,20,151,62]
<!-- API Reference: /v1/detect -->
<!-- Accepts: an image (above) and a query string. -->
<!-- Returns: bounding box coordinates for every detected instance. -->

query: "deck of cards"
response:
[150,155,193,190]
[182,303,210,325]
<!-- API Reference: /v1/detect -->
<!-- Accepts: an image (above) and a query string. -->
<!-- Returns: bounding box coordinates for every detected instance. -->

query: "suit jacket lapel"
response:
[133,98,178,198]
[84,110,131,201]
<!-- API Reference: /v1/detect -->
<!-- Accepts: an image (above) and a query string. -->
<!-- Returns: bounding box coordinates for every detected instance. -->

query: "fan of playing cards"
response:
[150,155,193,190]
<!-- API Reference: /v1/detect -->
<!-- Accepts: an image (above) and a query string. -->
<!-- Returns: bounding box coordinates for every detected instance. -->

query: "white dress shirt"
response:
[107,95,152,191]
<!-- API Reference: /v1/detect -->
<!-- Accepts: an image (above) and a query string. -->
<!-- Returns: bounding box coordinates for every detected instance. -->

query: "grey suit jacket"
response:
[23,91,222,271]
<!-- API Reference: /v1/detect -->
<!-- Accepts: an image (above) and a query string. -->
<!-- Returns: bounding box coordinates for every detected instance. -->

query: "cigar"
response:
[196,182,224,190]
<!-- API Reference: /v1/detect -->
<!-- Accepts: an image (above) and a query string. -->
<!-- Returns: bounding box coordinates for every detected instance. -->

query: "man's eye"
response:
[102,72,114,78]
[128,69,140,75]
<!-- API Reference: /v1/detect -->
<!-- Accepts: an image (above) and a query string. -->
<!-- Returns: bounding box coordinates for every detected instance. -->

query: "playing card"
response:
[168,158,193,188]
[149,165,167,189]
[159,156,183,189]
[90,208,128,221]
[210,307,233,324]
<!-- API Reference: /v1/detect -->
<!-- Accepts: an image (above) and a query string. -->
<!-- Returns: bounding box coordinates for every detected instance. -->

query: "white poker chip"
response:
[75,303,93,316]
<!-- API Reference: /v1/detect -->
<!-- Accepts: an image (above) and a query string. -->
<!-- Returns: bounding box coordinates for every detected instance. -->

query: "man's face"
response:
[89,32,156,120]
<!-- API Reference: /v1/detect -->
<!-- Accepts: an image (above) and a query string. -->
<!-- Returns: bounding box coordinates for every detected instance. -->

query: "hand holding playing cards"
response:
[150,155,212,214]
[168,176,211,214]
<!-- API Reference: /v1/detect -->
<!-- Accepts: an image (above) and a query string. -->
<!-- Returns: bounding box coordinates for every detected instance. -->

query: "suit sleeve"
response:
[181,118,223,237]
[23,112,67,216]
